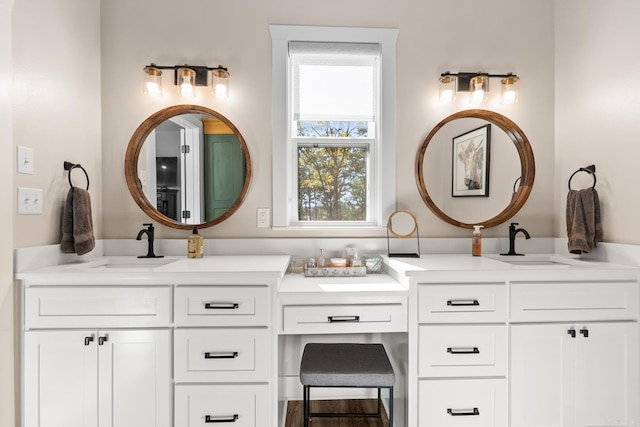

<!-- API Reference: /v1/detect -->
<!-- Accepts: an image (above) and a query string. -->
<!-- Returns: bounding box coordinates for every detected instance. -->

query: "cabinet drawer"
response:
[282,302,406,334]
[419,379,507,427]
[510,281,639,322]
[175,384,269,427]
[174,286,269,326]
[174,329,270,382]
[418,325,507,377]
[418,284,507,323]
[24,286,171,328]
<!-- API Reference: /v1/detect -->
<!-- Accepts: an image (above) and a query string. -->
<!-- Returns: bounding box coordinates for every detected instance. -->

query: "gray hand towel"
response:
[61,188,95,255]
[566,188,602,254]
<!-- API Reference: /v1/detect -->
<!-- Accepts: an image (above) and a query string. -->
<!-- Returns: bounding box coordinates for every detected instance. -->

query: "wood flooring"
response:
[284,399,389,427]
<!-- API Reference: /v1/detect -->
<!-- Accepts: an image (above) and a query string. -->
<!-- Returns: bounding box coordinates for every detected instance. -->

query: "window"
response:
[270,25,398,228]
[292,41,377,223]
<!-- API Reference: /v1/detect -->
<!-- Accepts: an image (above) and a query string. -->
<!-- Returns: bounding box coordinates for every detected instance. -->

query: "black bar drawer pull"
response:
[204,352,239,359]
[204,302,239,310]
[447,347,480,354]
[447,299,479,306]
[580,328,589,338]
[98,335,109,346]
[84,334,95,346]
[448,408,480,416]
[567,328,576,338]
[205,414,239,423]
[328,315,360,323]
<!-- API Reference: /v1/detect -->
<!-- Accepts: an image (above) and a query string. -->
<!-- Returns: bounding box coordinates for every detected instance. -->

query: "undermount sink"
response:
[499,259,568,266]
[485,254,588,267]
[86,257,179,270]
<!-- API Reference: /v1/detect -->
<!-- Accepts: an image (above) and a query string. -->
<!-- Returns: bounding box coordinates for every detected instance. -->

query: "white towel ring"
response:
[568,164,596,191]
[64,161,90,191]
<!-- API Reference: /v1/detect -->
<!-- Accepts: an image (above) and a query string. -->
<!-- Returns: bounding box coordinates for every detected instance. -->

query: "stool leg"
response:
[388,387,394,427]
[303,385,310,427]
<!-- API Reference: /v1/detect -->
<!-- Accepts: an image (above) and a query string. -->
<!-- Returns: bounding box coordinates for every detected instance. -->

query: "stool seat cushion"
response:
[300,343,395,387]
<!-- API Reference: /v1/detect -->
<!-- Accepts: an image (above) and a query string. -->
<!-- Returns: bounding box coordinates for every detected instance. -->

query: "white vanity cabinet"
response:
[510,281,639,427]
[411,282,509,427]
[22,286,172,427]
[396,255,640,427]
[173,283,273,427]
[17,255,290,427]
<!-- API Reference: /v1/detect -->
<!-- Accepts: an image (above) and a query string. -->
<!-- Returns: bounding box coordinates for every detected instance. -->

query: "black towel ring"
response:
[64,161,90,191]
[568,164,596,191]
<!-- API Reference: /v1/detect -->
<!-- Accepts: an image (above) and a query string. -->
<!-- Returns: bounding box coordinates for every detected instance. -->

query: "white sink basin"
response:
[485,254,589,267]
[499,259,568,266]
[86,257,179,270]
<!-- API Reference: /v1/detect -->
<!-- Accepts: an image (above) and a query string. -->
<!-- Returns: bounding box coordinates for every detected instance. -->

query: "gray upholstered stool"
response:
[300,343,395,426]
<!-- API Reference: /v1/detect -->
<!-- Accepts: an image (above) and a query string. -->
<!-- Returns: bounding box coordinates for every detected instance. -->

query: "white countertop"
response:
[15,252,638,286]
[383,253,639,281]
[15,255,291,284]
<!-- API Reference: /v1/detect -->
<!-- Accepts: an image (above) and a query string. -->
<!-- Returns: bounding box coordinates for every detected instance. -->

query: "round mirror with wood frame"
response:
[125,105,252,230]
[416,109,535,229]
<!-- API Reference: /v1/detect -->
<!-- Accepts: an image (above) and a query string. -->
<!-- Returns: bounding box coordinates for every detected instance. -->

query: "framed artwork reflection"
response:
[452,124,491,197]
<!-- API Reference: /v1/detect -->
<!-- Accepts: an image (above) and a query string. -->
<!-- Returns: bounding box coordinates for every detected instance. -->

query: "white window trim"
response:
[270,25,398,229]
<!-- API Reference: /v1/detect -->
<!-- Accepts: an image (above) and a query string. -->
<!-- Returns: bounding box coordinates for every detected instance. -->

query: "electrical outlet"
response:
[17,187,43,215]
[257,208,270,228]
[17,146,34,174]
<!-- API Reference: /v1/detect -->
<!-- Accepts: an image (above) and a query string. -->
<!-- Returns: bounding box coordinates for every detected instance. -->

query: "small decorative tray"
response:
[304,266,367,277]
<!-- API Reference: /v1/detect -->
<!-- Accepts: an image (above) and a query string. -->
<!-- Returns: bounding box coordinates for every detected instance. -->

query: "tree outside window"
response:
[297,121,369,222]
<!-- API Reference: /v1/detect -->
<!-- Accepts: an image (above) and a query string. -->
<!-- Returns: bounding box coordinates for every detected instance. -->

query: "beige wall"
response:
[100,0,556,240]
[7,1,101,426]
[555,0,640,244]
[1,0,14,425]
[12,0,102,249]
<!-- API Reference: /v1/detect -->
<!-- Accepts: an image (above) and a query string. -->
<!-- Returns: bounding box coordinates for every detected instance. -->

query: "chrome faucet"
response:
[501,222,531,256]
[136,223,163,258]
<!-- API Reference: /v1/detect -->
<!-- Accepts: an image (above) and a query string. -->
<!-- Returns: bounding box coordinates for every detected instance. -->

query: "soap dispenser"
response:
[472,225,484,256]
[187,227,204,259]
[318,249,326,268]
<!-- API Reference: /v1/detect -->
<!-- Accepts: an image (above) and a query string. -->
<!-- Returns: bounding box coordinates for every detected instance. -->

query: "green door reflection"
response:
[204,132,245,221]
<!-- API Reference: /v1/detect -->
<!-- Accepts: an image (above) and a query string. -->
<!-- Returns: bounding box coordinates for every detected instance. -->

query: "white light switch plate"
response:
[17,146,34,174]
[17,187,43,214]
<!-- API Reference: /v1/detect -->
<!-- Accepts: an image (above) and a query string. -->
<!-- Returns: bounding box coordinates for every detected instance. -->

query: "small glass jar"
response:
[307,258,317,268]
[351,252,363,267]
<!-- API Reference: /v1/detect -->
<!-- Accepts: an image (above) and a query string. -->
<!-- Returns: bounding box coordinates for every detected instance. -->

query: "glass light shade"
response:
[439,75,456,104]
[211,67,230,99]
[143,66,163,97]
[470,75,489,104]
[177,67,196,98]
[501,75,519,104]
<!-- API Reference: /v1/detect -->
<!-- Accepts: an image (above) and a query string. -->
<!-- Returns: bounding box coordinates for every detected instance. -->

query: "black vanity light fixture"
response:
[143,64,230,99]
[439,71,519,105]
